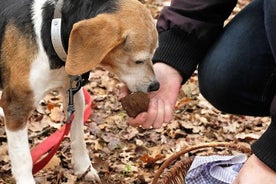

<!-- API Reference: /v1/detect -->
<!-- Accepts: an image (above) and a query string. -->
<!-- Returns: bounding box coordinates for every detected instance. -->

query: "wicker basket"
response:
[152,142,252,184]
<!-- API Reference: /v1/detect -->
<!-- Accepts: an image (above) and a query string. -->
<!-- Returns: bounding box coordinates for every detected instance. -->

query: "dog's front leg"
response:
[1,92,35,184]
[68,89,101,183]
[5,126,35,184]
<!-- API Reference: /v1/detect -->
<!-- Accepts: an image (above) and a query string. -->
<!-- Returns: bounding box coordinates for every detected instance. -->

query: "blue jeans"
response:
[198,0,276,116]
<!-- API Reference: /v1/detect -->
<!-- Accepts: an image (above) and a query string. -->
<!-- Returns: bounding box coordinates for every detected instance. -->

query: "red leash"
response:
[31,88,92,174]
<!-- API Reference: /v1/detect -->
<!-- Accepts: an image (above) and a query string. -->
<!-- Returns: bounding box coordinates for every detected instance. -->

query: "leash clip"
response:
[66,75,83,123]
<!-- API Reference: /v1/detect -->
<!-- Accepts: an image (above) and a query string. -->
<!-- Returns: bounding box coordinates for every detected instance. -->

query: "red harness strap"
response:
[31,88,92,174]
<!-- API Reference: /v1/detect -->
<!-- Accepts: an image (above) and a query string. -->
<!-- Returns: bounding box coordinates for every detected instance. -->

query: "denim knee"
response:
[198,65,237,114]
[198,55,275,116]
[197,0,276,116]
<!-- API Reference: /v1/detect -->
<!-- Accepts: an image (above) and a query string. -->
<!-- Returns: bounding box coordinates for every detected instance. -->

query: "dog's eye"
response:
[135,60,144,64]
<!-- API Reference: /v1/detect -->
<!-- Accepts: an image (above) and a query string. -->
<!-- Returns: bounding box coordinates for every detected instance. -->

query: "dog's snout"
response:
[148,80,160,92]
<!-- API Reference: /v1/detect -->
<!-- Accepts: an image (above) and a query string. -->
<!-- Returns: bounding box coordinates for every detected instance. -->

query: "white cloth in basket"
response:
[185,154,247,184]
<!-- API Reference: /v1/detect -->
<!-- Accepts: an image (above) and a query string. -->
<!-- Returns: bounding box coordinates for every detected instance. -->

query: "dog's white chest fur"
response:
[29,0,67,104]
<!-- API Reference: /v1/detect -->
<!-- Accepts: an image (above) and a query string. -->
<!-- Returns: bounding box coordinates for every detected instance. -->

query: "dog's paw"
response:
[84,169,101,183]
[77,165,101,183]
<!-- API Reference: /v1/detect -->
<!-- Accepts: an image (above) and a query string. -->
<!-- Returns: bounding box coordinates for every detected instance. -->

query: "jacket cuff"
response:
[152,29,204,84]
[251,120,276,171]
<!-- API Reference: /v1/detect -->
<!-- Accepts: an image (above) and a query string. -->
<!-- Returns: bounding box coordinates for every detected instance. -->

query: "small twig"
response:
[28,126,57,140]
[152,142,251,184]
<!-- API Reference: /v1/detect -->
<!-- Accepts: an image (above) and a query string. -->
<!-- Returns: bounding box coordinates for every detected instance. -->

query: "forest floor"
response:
[0,0,268,183]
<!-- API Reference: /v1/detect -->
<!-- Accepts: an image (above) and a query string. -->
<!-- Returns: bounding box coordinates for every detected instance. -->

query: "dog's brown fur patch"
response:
[118,0,158,52]
[66,0,157,76]
[0,23,38,131]
[66,15,125,75]
[98,0,157,79]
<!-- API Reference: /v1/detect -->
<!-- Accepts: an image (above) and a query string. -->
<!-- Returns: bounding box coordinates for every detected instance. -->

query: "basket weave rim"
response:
[152,141,251,184]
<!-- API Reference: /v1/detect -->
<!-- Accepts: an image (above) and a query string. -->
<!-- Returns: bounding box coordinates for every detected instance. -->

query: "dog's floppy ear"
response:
[66,14,124,75]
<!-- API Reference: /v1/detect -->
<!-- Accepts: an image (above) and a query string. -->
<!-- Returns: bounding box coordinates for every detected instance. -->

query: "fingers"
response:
[128,112,147,127]
[142,99,158,128]
[164,101,174,123]
[128,98,173,129]
[152,99,165,129]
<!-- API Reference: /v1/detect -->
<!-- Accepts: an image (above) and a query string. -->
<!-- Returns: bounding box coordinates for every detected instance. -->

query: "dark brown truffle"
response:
[121,92,149,118]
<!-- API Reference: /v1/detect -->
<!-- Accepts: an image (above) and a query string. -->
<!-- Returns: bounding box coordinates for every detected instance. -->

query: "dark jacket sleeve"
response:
[152,0,237,83]
[251,0,276,171]
[252,95,276,171]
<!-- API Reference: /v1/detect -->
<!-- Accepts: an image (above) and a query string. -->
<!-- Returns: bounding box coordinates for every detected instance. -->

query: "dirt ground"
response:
[1,0,267,183]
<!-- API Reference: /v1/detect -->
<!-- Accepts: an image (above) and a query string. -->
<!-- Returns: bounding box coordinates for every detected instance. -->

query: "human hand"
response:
[120,62,183,128]
[233,154,276,184]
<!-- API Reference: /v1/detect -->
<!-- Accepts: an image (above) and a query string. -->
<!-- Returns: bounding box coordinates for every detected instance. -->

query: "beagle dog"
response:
[0,0,159,183]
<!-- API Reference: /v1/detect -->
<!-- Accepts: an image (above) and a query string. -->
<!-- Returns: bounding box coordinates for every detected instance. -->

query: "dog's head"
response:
[66,0,159,93]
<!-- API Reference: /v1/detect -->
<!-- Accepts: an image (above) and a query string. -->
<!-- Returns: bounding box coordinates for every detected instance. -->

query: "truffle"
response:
[121,92,149,118]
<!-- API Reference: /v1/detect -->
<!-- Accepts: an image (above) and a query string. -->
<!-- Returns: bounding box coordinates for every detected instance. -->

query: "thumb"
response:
[118,85,130,100]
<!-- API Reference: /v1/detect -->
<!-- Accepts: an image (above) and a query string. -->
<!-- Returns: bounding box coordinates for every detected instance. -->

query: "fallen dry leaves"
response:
[0,0,267,183]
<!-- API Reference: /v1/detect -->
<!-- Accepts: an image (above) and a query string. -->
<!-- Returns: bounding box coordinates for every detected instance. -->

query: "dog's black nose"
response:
[148,80,160,92]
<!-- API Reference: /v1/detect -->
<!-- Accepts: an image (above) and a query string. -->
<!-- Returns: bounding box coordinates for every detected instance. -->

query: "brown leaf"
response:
[175,97,192,109]
[49,106,65,122]
[44,155,61,170]
[140,153,165,165]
